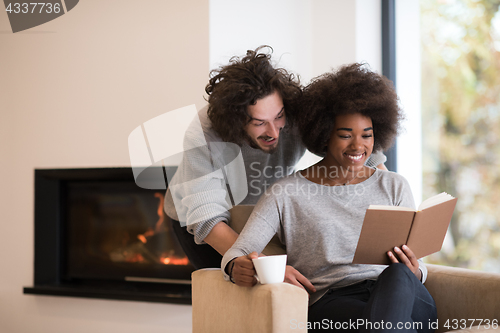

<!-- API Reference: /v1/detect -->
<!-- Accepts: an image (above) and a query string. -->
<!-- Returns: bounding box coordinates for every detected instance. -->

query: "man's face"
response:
[244,91,286,153]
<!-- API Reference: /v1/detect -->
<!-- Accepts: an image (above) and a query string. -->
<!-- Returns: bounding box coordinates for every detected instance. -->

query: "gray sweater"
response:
[164,106,387,244]
[222,169,428,305]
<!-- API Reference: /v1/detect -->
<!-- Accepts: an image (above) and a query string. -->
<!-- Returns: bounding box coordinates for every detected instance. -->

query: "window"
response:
[401,0,500,272]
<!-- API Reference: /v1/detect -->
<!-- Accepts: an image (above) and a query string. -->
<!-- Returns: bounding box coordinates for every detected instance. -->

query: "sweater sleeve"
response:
[418,259,428,283]
[164,112,238,244]
[365,150,387,168]
[221,192,283,281]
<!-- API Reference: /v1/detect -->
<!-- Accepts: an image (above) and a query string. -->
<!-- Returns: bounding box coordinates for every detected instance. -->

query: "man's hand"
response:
[387,245,422,281]
[284,265,316,293]
[230,252,259,287]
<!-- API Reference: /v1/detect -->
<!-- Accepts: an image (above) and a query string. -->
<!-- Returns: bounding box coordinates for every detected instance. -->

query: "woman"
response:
[221,64,437,332]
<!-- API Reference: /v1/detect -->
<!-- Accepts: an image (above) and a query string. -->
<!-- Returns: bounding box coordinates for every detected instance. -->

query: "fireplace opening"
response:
[66,180,193,280]
[24,167,194,304]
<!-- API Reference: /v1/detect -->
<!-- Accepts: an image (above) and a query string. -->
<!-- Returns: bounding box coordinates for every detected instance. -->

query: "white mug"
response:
[252,254,287,284]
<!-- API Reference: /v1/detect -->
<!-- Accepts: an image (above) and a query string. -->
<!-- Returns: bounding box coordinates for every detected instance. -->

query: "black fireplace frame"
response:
[23,167,193,304]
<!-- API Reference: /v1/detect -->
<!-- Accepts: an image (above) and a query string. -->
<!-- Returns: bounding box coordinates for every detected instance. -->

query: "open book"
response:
[352,192,457,265]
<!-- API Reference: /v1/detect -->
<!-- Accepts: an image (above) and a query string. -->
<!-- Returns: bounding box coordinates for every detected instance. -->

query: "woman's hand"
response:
[284,265,316,293]
[230,252,259,287]
[387,245,422,281]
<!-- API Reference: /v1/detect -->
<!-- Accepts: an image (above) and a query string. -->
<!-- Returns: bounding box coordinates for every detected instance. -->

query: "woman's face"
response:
[324,113,374,171]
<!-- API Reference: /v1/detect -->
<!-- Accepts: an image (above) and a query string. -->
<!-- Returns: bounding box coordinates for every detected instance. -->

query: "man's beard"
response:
[247,135,279,154]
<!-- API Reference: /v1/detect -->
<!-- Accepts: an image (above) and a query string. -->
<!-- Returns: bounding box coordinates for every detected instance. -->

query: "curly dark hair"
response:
[206,46,301,145]
[299,63,404,157]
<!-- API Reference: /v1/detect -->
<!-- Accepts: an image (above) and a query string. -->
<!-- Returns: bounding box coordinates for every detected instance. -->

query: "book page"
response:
[418,192,456,211]
[368,205,415,211]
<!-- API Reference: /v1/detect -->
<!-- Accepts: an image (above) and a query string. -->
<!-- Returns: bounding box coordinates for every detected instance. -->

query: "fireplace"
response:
[23,167,194,304]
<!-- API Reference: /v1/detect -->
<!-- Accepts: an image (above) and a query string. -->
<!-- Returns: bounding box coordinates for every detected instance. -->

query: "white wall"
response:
[356,0,382,71]
[0,1,208,332]
[310,0,382,77]
[209,0,313,83]
[210,0,381,91]
[396,0,423,205]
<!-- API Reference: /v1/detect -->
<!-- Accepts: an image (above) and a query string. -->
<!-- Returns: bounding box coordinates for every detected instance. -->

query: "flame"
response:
[154,192,165,232]
[137,192,166,244]
[160,256,190,265]
[121,192,190,266]
[127,253,145,263]
[137,234,147,244]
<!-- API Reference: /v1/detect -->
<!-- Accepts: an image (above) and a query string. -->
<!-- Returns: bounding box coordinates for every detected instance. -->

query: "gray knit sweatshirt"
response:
[222,169,428,305]
[164,106,387,244]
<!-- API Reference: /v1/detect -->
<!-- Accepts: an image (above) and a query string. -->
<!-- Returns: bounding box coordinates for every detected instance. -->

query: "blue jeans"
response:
[308,263,438,332]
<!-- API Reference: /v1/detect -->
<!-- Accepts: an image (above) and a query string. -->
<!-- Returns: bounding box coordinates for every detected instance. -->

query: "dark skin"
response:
[388,245,422,281]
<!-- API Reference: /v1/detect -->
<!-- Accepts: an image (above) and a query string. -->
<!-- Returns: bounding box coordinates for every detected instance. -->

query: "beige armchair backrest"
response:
[229,205,285,255]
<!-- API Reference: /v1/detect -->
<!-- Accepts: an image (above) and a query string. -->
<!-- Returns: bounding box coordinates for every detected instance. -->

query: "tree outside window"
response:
[421,0,500,271]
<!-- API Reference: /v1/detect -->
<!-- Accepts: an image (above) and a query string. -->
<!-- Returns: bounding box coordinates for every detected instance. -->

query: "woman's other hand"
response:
[284,265,316,293]
[387,245,422,281]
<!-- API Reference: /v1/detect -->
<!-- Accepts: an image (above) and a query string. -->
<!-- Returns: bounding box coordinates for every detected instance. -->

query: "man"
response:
[164,46,386,269]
